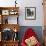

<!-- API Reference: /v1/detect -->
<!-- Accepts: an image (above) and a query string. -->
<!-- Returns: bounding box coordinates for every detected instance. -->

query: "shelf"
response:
[2,40,19,43]
[0,7,19,46]
[0,24,20,32]
[0,7,19,24]
[1,40,19,46]
[0,7,19,16]
[0,7,19,10]
[1,15,18,24]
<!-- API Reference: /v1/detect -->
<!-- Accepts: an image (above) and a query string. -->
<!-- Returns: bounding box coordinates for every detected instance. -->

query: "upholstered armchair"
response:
[21,28,41,46]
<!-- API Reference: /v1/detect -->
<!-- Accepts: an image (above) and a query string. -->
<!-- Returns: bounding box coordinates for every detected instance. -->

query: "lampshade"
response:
[13,28,17,32]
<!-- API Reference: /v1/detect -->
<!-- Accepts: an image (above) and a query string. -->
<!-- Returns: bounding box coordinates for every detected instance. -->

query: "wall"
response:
[18,0,44,26]
[0,0,15,7]
[0,0,44,44]
[0,0,44,26]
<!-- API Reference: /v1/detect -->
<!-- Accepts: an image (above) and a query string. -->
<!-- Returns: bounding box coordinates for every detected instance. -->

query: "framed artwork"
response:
[25,7,36,20]
[2,10,9,15]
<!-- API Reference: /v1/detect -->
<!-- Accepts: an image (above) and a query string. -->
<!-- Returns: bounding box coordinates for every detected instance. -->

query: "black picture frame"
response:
[25,7,36,20]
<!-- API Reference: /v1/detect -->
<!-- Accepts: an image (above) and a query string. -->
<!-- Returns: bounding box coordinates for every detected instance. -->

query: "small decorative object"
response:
[14,28,17,32]
[2,28,12,41]
[13,32,18,41]
[14,32,18,40]
[25,7,36,20]
[5,18,8,24]
[2,10,9,15]
[15,0,17,7]
[9,9,18,15]
[10,11,14,15]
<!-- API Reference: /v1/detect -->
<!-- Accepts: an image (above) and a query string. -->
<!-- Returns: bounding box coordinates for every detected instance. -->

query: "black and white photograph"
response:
[25,7,36,20]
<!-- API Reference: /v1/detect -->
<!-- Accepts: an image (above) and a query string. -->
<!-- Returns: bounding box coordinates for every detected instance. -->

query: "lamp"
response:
[13,28,19,41]
[15,0,17,7]
[14,28,17,32]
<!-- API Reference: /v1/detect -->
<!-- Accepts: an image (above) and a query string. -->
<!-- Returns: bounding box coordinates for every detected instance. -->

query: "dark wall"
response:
[18,26,44,43]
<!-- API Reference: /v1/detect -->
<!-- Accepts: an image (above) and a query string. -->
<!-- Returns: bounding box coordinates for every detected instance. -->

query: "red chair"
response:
[21,28,41,46]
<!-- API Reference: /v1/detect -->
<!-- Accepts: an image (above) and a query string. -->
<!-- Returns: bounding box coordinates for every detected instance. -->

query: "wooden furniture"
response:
[0,7,19,24]
[44,27,46,46]
[0,24,19,32]
[0,41,2,46]
[0,7,19,46]
[2,41,19,46]
[43,0,46,46]
[43,0,46,26]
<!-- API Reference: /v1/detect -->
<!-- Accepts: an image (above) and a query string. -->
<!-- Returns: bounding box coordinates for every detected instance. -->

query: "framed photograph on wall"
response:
[2,10,9,15]
[25,7,36,20]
